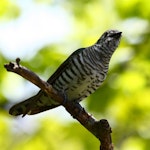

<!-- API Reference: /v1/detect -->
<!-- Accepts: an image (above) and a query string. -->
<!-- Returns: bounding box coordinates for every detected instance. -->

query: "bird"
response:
[9,30,122,117]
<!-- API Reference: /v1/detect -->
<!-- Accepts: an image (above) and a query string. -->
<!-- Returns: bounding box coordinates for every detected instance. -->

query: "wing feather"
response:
[9,48,85,116]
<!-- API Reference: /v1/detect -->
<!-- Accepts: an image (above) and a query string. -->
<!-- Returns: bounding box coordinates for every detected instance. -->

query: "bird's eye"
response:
[104,32,108,37]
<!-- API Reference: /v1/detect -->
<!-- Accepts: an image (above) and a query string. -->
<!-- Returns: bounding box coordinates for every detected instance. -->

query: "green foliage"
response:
[0,53,8,107]
[0,0,20,20]
[24,45,67,78]
[0,0,150,150]
[115,0,150,19]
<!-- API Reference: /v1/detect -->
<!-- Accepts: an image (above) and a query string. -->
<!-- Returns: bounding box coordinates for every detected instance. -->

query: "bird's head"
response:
[96,30,122,51]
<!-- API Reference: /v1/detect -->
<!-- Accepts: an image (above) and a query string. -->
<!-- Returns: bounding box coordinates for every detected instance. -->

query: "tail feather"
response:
[9,93,60,117]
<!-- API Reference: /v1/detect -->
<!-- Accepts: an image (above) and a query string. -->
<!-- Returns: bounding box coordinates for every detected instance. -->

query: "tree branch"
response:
[4,58,113,150]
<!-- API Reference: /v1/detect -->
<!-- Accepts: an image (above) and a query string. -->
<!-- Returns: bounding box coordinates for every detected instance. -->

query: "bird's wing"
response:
[47,48,85,84]
[9,48,85,116]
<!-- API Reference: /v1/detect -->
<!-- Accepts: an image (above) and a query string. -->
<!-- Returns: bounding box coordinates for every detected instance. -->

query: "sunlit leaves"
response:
[0,0,20,20]
[115,0,150,19]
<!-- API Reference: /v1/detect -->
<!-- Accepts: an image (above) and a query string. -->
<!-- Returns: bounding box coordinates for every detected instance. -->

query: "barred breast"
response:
[52,46,108,101]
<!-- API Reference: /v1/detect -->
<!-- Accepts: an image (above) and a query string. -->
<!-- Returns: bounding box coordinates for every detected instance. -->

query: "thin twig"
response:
[4,58,113,150]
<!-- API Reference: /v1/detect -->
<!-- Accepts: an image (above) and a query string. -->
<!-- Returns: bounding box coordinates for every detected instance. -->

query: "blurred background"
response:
[0,0,150,150]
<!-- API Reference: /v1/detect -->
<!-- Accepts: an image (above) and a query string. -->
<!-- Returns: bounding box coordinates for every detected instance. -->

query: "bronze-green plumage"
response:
[9,30,122,116]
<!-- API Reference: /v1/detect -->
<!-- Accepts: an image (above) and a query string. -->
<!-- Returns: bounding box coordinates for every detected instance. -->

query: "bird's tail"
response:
[9,92,60,117]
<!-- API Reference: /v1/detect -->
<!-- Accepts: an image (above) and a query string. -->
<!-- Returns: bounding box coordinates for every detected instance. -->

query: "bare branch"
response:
[4,58,113,150]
